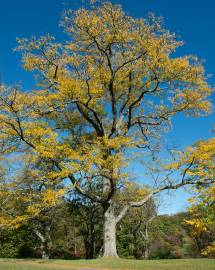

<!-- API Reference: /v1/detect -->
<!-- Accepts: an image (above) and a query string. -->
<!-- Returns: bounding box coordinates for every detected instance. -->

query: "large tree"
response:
[0,1,213,257]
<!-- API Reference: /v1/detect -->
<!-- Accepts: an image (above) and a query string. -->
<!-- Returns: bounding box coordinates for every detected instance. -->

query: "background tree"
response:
[170,137,215,257]
[117,197,156,259]
[68,194,103,259]
[0,156,64,258]
[0,1,213,257]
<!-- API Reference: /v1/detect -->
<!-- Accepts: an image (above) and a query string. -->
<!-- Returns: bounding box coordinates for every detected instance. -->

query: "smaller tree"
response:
[185,185,215,257]
[115,183,157,259]
[174,138,215,257]
[68,194,103,259]
[0,157,64,259]
[117,198,156,259]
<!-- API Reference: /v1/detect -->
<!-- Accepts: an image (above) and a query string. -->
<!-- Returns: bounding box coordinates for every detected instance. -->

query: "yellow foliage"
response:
[201,243,215,257]
[42,189,64,206]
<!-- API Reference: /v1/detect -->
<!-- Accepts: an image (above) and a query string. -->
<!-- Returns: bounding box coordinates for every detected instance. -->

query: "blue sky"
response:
[0,0,214,214]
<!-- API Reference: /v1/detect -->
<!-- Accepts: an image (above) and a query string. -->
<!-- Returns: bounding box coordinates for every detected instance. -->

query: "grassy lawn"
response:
[0,258,214,270]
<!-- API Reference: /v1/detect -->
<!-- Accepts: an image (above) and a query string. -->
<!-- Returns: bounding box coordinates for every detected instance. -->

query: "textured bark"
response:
[103,204,118,257]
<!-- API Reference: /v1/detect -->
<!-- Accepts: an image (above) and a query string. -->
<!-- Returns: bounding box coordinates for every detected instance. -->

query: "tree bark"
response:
[144,246,149,259]
[34,229,50,259]
[103,204,118,257]
[41,242,50,260]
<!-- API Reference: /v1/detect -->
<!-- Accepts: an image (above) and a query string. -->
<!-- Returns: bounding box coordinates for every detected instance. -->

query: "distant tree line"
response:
[0,195,214,259]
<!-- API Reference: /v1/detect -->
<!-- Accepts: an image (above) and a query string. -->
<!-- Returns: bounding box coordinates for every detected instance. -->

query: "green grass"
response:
[0,258,214,270]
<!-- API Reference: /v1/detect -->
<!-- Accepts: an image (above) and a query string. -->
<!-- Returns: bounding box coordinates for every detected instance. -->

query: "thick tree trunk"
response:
[103,205,118,257]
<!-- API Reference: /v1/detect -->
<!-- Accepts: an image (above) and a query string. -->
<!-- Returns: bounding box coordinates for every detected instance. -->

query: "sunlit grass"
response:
[0,258,214,270]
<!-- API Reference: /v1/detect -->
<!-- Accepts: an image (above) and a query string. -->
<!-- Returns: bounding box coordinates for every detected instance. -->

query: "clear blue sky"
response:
[0,0,214,214]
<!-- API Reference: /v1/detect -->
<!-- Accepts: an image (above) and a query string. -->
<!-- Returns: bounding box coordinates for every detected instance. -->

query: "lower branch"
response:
[116,177,215,224]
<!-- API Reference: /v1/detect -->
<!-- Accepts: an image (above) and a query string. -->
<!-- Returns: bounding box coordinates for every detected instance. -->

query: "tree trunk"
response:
[144,244,149,259]
[85,236,95,259]
[34,229,50,259]
[143,222,149,259]
[41,242,50,260]
[103,204,118,257]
